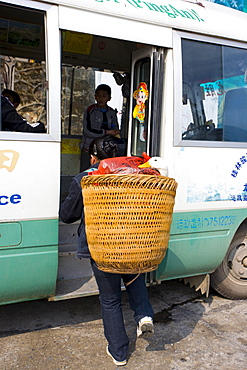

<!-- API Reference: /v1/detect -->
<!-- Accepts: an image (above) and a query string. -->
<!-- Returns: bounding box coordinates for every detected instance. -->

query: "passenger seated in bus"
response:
[59,136,154,366]
[2,89,21,109]
[81,84,120,170]
[1,94,46,133]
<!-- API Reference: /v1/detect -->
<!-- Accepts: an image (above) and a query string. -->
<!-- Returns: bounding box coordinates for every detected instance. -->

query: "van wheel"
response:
[211,227,247,299]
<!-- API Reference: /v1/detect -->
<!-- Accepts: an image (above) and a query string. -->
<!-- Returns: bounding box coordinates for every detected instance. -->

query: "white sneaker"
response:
[137,316,154,338]
[106,346,127,366]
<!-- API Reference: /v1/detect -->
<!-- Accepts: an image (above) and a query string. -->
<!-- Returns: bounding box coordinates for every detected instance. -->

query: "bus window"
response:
[0,4,46,132]
[181,39,247,142]
[61,65,95,136]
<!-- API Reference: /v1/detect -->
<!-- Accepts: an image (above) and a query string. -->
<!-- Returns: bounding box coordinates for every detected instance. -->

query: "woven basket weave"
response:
[81,174,177,274]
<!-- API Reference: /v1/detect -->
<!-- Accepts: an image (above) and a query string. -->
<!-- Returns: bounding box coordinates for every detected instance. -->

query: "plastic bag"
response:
[88,152,161,176]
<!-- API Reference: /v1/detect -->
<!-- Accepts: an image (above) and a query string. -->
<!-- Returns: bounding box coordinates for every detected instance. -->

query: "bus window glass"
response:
[61,65,95,135]
[131,57,150,156]
[181,39,247,142]
[0,4,46,132]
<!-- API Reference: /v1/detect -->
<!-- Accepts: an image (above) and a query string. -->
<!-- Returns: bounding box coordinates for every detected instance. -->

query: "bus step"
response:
[49,276,99,301]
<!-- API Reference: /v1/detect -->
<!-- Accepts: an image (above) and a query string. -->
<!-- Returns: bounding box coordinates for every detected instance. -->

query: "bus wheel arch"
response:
[211,220,247,299]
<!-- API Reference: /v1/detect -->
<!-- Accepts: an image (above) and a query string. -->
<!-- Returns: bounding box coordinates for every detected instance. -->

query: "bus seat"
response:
[223,88,247,142]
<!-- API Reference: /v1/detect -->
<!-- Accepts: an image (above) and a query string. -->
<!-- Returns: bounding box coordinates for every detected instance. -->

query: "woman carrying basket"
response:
[59,137,154,366]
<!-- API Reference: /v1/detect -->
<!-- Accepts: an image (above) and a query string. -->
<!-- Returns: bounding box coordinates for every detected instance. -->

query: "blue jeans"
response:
[91,260,154,362]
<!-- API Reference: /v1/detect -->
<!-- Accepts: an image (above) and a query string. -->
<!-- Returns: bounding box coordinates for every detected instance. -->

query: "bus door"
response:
[128,47,165,158]
[127,47,167,285]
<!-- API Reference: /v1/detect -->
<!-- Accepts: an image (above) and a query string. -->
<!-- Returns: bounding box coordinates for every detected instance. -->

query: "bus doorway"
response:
[57,32,161,300]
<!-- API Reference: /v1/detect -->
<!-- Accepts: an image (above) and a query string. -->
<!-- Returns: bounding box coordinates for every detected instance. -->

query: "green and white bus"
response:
[1,0,247,305]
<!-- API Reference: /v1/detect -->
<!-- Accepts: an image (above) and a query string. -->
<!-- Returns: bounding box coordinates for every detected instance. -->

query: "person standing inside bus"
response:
[81,84,120,170]
[1,94,46,133]
[60,137,154,366]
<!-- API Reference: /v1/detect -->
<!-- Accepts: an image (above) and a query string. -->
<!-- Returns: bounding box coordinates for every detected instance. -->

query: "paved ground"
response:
[0,280,246,369]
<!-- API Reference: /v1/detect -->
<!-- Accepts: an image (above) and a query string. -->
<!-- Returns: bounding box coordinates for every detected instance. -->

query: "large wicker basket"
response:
[81,174,177,274]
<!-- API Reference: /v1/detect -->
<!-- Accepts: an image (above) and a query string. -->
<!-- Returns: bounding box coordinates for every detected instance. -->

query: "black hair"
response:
[89,137,118,160]
[95,84,111,97]
[2,89,21,105]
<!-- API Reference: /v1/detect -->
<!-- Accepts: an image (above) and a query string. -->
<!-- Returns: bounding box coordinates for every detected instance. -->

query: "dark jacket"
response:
[1,95,46,133]
[59,163,99,258]
[82,104,119,151]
